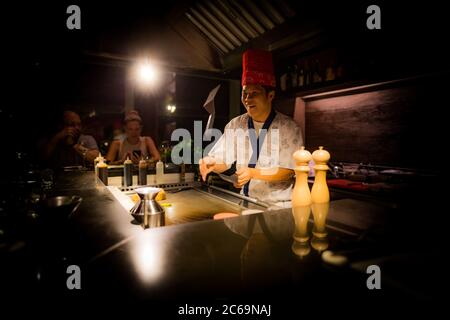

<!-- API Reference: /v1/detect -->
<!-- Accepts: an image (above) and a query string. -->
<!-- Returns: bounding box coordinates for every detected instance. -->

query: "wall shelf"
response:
[275,70,449,102]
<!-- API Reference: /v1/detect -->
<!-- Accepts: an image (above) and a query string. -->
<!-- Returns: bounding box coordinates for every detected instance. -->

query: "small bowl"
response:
[39,196,82,221]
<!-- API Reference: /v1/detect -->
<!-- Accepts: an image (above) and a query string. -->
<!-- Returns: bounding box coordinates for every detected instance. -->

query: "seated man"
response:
[42,110,99,168]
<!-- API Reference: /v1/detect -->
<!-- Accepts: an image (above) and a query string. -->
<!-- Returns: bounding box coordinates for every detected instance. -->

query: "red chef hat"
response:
[242,49,276,88]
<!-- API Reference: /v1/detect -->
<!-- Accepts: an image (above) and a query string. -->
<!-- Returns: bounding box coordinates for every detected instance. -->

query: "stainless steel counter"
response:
[3,170,441,310]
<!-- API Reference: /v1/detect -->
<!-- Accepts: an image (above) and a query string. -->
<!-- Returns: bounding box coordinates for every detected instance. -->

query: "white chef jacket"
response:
[208,110,303,206]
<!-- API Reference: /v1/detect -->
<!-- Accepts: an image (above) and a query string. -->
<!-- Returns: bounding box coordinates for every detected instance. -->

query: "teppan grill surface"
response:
[118,182,276,226]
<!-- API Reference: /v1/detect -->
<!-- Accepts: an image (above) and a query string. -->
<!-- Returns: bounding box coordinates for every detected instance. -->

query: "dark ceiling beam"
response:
[204,1,249,43]
[261,0,285,24]
[190,7,236,51]
[242,0,275,30]
[195,2,242,47]
[216,0,259,39]
[228,0,265,34]
[184,12,230,54]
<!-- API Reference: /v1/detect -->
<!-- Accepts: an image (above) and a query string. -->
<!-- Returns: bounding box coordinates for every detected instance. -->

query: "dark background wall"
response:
[304,73,447,171]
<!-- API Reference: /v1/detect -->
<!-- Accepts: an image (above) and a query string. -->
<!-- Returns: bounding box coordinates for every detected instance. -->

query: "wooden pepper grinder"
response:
[291,146,312,258]
[292,146,312,207]
[311,146,330,203]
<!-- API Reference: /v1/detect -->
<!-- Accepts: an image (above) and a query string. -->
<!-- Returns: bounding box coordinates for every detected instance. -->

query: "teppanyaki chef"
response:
[199,49,303,207]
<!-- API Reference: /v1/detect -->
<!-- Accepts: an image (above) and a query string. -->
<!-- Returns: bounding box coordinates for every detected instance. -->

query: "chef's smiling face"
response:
[241,84,274,122]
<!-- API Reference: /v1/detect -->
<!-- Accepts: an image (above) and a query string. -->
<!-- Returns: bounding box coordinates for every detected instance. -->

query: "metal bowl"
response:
[40,196,82,221]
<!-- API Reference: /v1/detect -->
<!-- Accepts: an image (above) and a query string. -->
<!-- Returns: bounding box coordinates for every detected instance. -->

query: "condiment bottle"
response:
[138,158,148,185]
[97,158,108,186]
[123,156,133,187]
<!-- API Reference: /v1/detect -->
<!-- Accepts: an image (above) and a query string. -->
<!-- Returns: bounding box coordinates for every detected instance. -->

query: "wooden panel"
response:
[305,76,446,171]
[274,96,295,117]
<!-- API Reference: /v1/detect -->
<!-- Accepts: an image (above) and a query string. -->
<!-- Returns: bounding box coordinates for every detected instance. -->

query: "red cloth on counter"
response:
[327,179,369,192]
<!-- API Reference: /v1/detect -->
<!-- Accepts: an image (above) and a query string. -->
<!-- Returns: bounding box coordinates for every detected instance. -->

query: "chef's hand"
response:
[234,167,254,188]
[199,156,216,181]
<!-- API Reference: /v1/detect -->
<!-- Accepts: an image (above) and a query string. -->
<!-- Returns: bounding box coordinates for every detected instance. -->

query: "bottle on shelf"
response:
[312,60,323,83]
[325,58,336,81]
[156,160,164,184]
[285,66,292,91]
[280,70,287,92]
[304,60,311,86]
[335,56,344,79]
[298,67,305,87]
[159,141,171,163]
[291,64,298,88]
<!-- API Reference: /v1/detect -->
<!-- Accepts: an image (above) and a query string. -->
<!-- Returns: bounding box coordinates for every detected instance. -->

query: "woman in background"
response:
[106,111,160,164]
